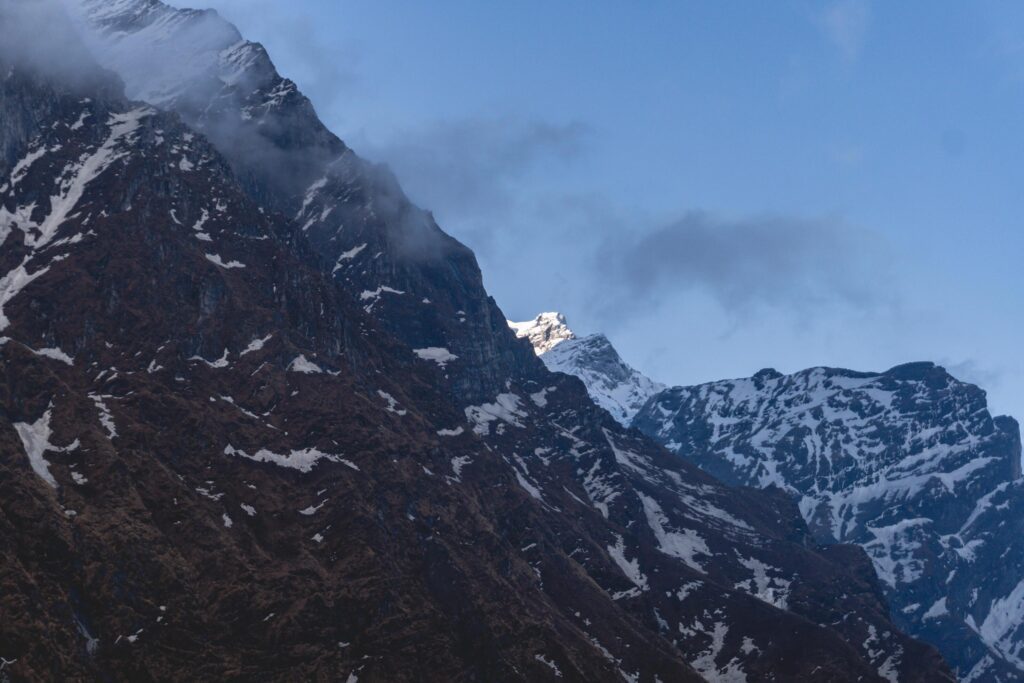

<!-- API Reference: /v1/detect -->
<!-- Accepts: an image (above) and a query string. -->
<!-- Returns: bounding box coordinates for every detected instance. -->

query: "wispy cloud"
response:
[595,210,892,320]
[351,117,587,254]
[820,0,871,62]
[942,358,1004,392]
[355,118,893,328]
[354,117,586,213]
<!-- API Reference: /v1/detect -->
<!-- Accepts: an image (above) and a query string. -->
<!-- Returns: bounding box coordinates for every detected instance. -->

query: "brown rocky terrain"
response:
[0,2,956,680]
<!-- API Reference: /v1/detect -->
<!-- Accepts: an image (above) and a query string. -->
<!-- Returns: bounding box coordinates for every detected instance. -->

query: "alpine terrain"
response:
[0,0,957,681]
[517,312,1024,681]
[509,313,664,426]
[633,364,1024,681]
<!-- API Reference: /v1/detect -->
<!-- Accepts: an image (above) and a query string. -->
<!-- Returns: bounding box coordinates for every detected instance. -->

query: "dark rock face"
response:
[0,2,956,680]
[67,0,539,405]
[634,363,1024,681]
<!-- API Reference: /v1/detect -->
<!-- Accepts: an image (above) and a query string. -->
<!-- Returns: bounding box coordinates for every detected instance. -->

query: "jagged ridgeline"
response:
[511,311,1024,681]
[0,1,955,680]
[633,363,1024,681]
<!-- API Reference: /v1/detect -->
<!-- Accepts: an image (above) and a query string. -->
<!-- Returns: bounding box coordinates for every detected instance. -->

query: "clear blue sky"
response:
[192,0,1024,420]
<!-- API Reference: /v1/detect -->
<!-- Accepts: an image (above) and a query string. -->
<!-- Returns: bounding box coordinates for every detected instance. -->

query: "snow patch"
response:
[288,355,323,374]
[413,347,458,368]
[205,253,245,269]
[225,444,348,473]
[14,409,59,488]
[639,493,709,573]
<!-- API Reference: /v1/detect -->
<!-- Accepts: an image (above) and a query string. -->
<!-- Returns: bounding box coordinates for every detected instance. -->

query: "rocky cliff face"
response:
[64,0,537,405]
[634,363,1024,681]
[0,2,956,680]
[509,313,664,426]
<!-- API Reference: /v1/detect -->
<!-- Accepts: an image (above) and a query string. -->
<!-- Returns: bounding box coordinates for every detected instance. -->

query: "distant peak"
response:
[753,368,783,381]
[507,312,575,355]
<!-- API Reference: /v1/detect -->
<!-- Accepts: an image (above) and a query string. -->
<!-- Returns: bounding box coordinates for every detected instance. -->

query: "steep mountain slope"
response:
[63,0,532,404]
[0,2,956,680]
[509,313,663,426]
[634,363,1024,681]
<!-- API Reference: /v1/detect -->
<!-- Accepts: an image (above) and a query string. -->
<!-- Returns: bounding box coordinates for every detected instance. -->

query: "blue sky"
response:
[193,0,1024,419]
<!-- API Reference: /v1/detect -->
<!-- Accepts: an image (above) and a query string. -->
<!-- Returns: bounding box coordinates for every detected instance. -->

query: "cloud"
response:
[353,117,587,218]
[820,0,870,62]
[355,118,893,330]
[0,0,107,89]
[596,210,891,320]
[174,0,360,114]
[943,358,1003,391]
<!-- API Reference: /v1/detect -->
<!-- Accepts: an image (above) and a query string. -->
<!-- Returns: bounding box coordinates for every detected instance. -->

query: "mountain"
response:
[63,0,531,404]
[0,1,956,680]
[634,363,1024,681]
[509,313,664,426]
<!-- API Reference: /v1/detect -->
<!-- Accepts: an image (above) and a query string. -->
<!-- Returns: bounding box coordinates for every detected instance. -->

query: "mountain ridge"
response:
[634,361,1024,680]
[508,313,664,426]
[0,2,955,680]
[513,307,1024,680]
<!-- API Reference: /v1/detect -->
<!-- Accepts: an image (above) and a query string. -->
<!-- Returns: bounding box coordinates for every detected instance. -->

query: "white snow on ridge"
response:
[89,393,117,439]
[224,445,348,473]
[205,253,245,269]
[450,455,472,480]
[533,654,563,678]
[980,580,1024,669]
[14,409,59,488]
[413,347,458,368]
[240,334,272,356]
[332,243,367,273]
[639,493,709,573]
[688,621,747,683]
[0,258,51,331]
[27,108,151,251]
[360,286,405,311]
[464,393,526,436]
[377,390,407,415]
[189,349,229,369]
[31,347,74,365]
[508,313,663,425]
[733,555,792,610]
[606,534,648,592]
[288,355,323,374]
[7,145,49,188]
[922,597,948,621]
[508,312,575,355]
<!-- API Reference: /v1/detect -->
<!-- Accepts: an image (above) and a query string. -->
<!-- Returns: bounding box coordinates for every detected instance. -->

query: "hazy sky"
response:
[184,0,1024,420]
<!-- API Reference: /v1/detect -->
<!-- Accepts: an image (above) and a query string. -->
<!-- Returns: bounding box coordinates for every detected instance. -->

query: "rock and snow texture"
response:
[0,2,957,681]
[66,0,531,407]
[508,313,663,426]
[14,409,60,488]
[63,0,274,111]
[508,312,576,355]
[634,362,1024,680]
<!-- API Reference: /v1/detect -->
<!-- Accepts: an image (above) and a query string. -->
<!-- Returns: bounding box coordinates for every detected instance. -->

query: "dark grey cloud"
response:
[596,210,892,319]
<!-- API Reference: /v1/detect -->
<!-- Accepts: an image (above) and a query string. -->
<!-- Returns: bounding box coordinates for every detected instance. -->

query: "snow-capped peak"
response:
[508,313,664,426]
[508,311,575,355]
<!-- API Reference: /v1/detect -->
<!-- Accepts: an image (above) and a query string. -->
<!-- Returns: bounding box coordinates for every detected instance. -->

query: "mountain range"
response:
[0,0,999,680]
[513,313,1024,681]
